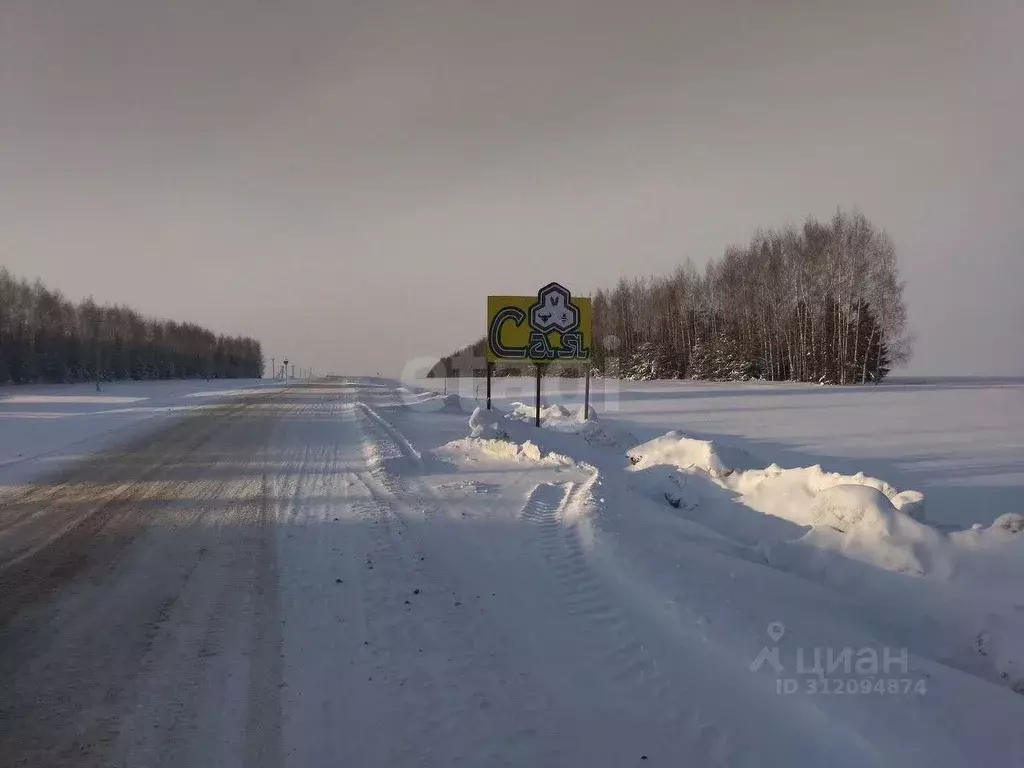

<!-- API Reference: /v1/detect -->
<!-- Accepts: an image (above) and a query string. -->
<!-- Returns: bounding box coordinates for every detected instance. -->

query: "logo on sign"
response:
[487,282,591,362]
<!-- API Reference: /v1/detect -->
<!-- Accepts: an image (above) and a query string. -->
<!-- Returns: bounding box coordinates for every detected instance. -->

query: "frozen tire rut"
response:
[357,395,746,765]
[348,405,554,766]
[520,481,677,700]
[519,480,750,766]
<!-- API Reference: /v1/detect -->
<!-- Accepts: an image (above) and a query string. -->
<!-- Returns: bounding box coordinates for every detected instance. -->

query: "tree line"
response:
[433,209,911,384]
[0,267,263,384]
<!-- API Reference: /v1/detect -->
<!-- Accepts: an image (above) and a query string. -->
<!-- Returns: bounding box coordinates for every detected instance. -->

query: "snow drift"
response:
[440,400,1024,697]
[627,432,948,575]
[438,407,575,466]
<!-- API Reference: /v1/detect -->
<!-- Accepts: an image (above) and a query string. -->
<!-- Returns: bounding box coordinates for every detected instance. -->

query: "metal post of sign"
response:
[584,366,591,420]
[535,363,542,427]
[486,361,493,410]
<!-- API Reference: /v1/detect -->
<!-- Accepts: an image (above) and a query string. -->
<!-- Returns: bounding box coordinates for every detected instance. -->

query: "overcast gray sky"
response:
[2,0,1021,376]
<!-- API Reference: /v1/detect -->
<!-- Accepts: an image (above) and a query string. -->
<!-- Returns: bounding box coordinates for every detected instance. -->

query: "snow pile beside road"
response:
[619,430,1024,691]
[441,395,1024,704]
[439,393,466,412]
[945,516,1024,691]
[468,406,509,439]
[733,464,905,523]
[462,411,951,579]
[773,484,950,577]
[466,401,613,445]
[439,407,574,466]
[628,432,944,575]
[509,402,585,425]
[627,431,759,478]
[507,401,621,446]
[992,512,1024,534]
[477,439,572,464]
[396,388,472,413]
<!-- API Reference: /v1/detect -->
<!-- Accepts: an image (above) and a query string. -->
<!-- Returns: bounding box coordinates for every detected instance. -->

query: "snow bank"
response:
[783,485,950,576]
[809,484,899,532]
[440,407,574,466]
[732,464,903,525]
[947,518,1024,691]
[403,390,470,413]
[468,406,508,439]
[626,432,949,575]
[437,435,573,466]
[504,401,621,447]
[464,411,947,579]
[440,393,465,412]
[891,489,927,521]
[509,401,585,426]
[623,429,1024,691]
[991,512,1024,534]
[631,434,907,523]
[448,396,1024,698]
[627,431,758,478]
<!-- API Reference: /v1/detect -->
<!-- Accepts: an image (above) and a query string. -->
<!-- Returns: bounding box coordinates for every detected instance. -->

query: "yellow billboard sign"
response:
[486,282,593,363]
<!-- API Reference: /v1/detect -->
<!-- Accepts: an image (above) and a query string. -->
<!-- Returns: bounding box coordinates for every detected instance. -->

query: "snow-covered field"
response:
[1,377,1022,766]
[415,376,1024,529]
[0,378,283,485]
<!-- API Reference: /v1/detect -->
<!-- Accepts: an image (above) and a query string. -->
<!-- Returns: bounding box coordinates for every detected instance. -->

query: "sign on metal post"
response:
[486,282,593,425]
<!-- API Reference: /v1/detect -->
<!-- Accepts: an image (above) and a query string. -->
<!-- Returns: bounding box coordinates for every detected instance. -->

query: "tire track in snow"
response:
[270,399,400,767]
[519,480,746,766]
[351,391,755,765]
[350,403,551,766]
[0,396,282,767]
[520,480,673,694]
[242,472,283,768]
[353,401,422,466]
[345,473,457,766]
[351,481,503,761]
[351,400,487,762]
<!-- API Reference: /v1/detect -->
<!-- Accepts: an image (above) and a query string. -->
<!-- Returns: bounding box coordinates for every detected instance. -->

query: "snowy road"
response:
[2,380,1022,767]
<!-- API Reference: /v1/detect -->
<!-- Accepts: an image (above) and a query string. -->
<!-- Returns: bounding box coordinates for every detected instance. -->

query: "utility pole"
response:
[94,317,103,392]
[271,357,275,380]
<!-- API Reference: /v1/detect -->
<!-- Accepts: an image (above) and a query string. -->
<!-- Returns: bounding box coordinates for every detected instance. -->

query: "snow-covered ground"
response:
[414,376,1024,530]
[0,378,284,485]
[2,377,1022,766]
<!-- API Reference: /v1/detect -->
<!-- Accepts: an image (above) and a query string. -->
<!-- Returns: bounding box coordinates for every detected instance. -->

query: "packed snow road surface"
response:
[1,380,1021,767]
